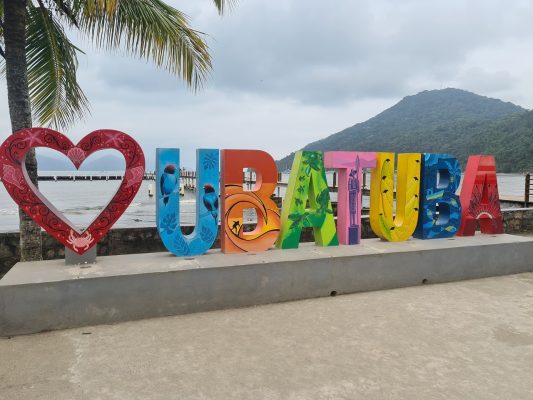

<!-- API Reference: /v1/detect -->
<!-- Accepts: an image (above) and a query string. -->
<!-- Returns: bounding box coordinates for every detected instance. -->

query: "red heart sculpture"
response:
[0,128,145,255]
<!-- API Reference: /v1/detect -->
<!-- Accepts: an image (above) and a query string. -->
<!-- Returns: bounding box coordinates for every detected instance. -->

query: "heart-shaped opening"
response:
[32,148,126,231]
[1,128,147,254]
[0,148,156,232]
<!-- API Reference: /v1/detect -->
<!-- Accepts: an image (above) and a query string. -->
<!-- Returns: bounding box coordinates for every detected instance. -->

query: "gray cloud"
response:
[88,0,533,106]
[458,68,519,94]
[203,0,533,104]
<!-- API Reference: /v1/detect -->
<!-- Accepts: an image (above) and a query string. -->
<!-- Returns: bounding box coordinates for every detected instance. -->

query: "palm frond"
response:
[75,0,120,17]
[26,2,90,129]
[48,0,79,27]
[211,0,236,15]
[76,0,213,89]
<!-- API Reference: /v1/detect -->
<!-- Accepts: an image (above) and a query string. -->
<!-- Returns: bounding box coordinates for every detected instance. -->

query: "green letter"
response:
[277,151,338,249]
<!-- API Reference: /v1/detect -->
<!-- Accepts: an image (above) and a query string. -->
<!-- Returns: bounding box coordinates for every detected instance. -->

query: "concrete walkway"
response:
[2,273,533,400]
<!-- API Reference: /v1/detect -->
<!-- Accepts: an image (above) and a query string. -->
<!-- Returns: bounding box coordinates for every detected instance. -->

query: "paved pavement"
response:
[2,273,533,400]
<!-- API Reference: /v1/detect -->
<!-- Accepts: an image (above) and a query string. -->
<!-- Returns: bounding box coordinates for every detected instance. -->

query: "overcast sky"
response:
[2,0,533,168]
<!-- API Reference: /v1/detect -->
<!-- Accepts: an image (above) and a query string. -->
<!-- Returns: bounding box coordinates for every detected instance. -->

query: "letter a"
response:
[277,151,338,249]
[457,155,503,236]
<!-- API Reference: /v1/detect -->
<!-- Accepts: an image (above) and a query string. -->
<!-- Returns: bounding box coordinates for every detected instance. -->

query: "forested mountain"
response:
[277,88,532,172]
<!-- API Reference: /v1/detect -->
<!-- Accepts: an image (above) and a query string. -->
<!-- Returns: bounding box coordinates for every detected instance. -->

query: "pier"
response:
[37,172,157,182]
[35,170,366,194]
[36,170,200,192]
[499,173,532,207]
[35,170,532,207]
[525,172,532,207]
[244,171,369,196]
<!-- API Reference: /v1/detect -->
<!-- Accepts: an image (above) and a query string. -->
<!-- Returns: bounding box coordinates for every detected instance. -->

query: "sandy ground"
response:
[1,272,533,400]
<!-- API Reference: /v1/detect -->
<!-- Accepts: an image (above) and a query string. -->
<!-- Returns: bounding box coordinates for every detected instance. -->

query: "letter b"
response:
[414,154,462,239]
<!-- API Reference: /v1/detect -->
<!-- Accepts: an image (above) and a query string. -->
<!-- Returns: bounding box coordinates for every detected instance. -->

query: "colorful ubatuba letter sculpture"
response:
[324,151,376,244]
[277,151,339,249]
[369,153,421,241]
[0,128,145,255]
[414,154,462,239]
[156,148,220,256]
[220,150,280,253]
[457,155,504,236]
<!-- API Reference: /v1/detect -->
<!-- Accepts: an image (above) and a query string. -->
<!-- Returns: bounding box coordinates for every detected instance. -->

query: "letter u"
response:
[369,152,421,241]
[156,148,220,256]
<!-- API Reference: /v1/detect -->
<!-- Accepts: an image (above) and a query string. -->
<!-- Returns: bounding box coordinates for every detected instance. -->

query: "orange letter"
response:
[221,150,280,253]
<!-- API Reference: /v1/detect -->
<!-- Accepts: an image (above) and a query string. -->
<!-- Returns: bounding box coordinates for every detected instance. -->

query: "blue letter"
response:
[414,154,461,239]
[156,148,219,256]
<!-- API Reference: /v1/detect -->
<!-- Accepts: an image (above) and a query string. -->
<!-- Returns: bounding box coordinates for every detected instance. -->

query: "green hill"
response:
[277,88,532,173]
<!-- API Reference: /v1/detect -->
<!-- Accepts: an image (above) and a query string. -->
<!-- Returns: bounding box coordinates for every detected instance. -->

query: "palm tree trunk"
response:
[4,0,42,261]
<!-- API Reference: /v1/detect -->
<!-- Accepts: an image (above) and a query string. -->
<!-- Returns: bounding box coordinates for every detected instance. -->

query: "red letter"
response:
[457,155,503,236]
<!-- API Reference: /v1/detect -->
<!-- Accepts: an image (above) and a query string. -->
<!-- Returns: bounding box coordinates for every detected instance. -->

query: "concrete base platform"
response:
[1,234,533,336]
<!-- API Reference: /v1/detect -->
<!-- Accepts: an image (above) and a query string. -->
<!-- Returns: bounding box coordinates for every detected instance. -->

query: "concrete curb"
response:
[1,234,533,336]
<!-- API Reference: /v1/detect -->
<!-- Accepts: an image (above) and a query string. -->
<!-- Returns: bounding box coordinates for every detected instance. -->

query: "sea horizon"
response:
[0,172,528,233]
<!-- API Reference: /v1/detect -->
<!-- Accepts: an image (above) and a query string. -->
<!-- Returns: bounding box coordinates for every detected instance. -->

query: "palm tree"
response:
[1,0,232,261]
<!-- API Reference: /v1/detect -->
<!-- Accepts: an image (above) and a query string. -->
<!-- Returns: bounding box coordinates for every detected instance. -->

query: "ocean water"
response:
[0,172,527,233]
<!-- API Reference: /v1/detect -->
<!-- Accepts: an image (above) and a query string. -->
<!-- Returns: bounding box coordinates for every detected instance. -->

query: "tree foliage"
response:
[0,0,233,129]
[277,88,532,173]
